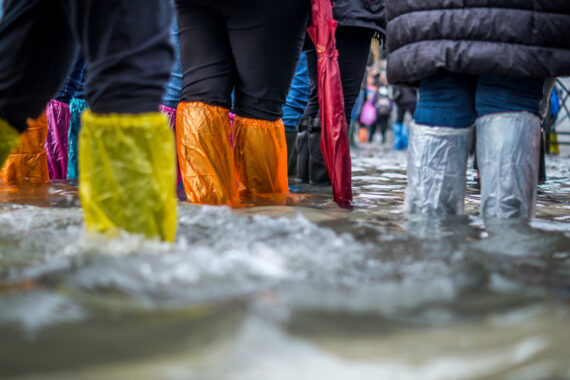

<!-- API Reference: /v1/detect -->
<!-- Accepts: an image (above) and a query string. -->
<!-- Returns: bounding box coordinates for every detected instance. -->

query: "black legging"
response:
[175,0,309,122]
[0,0,174,132]
[303,26,374,122]
[368,116,389,142]
[396,103,416,124]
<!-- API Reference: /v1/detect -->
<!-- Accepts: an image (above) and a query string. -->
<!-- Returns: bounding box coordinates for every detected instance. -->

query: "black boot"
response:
[285,129,298,177]
[296,118,310,182]
[308,118,330,185]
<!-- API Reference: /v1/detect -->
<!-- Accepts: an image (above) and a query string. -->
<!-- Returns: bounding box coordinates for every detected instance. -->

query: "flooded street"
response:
[1,145,569,379]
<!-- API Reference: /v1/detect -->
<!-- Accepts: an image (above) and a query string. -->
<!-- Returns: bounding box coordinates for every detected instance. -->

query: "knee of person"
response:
[234,94,282,122]
[475,75,545,116]
[0,104,45,133]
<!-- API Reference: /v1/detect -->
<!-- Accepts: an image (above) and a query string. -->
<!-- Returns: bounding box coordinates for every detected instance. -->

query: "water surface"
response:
[1,145,569,379]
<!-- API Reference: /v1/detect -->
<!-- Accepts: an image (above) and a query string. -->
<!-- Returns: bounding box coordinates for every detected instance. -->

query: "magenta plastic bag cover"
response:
[359,100,377,126]
[159,104,182,187]
[45,99,70,179]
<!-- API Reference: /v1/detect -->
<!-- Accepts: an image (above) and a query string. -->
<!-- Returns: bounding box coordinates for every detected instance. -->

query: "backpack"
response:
[375,95,392,117]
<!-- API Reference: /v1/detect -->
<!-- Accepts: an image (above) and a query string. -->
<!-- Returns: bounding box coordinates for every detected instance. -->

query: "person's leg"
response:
[0,0,76,132]
[392,105,406,150]
[0,0,75,181]
[226,0,309,194]
[45,98,70,179]
[298,46,319,182]
[63,0,174,115]
[173,1,238,205]
[475,75,544,219]
[159,17,184,196]
[46,53,85,181]
[62,0,177,241]
[336,27,374,123]
[67,96,88,181]
[0,111,50,184]
[395,105,405,124]
[282,52,310,177]
[415,72,477,128]
[349,90,365,149]
[378,116,389,143]
[406,71,476,215]
[301,26,373,184]
[368,120,378,142]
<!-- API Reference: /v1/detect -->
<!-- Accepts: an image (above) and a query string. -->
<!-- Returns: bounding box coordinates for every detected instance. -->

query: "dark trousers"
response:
[303,26,373,122]
[174,0,309,122]
[396,103,416,124]
[0,0,174,132]
[369,116,389,142]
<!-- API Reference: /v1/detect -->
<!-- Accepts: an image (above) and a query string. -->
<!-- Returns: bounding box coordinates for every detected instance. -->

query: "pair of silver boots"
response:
[406,112,541,219]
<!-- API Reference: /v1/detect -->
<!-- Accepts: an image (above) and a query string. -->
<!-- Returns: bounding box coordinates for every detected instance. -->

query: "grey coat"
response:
[385,1,570,85]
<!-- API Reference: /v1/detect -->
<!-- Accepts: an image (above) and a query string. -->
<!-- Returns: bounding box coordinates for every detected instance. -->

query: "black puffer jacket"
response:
[333,0,385,34]
[385,1,570,85]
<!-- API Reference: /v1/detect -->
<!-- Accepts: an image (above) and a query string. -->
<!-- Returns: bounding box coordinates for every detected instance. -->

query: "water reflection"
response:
[0,146,569,378]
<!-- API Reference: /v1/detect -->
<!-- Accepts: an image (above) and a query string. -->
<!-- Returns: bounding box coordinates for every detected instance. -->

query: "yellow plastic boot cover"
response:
[79,111,177,242]
[176,102,238,205]
[1,112,50,184]
[233,116,288,195]
[0,118,21,169]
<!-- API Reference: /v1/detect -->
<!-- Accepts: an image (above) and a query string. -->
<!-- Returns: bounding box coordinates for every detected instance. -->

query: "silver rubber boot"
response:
[476,112,541,219]
[405,122,473,215]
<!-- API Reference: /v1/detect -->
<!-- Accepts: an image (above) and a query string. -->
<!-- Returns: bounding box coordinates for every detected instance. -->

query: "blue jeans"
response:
[282,52,310,131]
[414,72,544,128]
[161,8,183,109]
[55,54,86,103]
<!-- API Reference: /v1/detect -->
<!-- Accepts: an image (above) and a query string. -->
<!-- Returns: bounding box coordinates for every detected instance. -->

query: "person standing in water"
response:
[0,0,177,241]
[173,0,310,205]
[296,0,386,185]
[384,1,570,218]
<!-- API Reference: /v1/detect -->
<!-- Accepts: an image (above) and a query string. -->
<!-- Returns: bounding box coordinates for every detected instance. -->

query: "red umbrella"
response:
[307,0,353,208]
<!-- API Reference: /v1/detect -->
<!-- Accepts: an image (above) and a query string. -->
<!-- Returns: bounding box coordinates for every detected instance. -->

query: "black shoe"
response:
[296,119,310,183]
[308,118,330,185]
[285,129,298,177]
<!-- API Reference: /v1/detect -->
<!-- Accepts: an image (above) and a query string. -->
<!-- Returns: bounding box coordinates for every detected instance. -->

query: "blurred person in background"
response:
[391,85,417,150]
[368,85,392,144]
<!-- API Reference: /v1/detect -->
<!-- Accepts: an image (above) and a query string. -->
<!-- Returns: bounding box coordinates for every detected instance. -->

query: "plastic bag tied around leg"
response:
[0,118,21,170]
[67,98,89,181]
[79,111,177,242]
[233,116,289,195]
[45,99,70,179]
[1,112,50,184]
[392,123,409,150]
[405,122,472,215]
[176,102,238,205]
[476,112,541,219]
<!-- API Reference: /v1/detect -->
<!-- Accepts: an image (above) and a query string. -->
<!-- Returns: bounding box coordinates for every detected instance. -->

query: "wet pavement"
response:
[0,144,569,379]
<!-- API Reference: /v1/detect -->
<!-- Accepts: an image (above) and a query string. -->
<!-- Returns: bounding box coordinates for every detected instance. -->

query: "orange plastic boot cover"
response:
[1,112,50,184]
[176,102,239,205]
[233,116,288,195]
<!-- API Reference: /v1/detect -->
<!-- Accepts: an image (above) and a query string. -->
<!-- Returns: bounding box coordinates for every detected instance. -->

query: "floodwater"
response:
[0,145,569,380]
